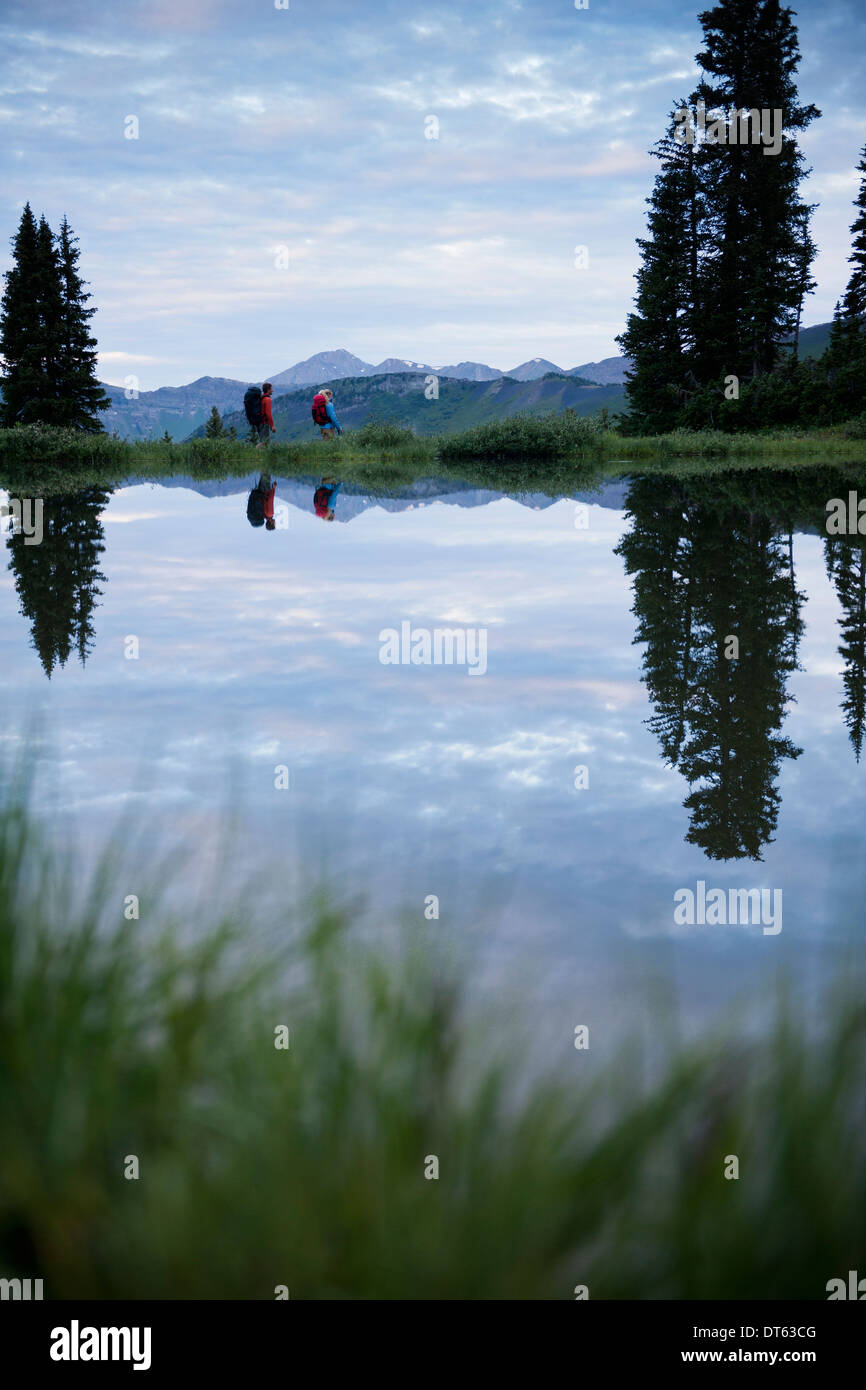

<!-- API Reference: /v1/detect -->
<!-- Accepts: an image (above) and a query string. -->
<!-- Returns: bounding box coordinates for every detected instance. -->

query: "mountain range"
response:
[100,323,832,440]
[190,370,628,443]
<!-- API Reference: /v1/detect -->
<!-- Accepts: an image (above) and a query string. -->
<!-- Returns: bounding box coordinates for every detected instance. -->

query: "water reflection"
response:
[313,477,342,521]
[246,473,276,531]
[617,475,804,861]
[824,535,866,762]
[5,485,110,677]
[2,460,864,867]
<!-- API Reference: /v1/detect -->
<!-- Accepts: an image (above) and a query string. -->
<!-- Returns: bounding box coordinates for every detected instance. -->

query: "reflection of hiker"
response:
[247,473,277,530]
[244,381,276,447]
[311,387,342,438]
[313,476,342,522]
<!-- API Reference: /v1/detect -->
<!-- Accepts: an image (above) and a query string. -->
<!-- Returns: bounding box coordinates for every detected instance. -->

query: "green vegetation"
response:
[436,408,604,462]
[3,417,866,500]
[352,416,430,457]
[204,405,226,438]
[0,793,863,1299]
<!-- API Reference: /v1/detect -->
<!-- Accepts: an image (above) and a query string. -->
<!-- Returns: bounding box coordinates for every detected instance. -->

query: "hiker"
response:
[311,387,342,438]
[258,382,275,446]
[244,381,276,447]
[247,474,277,530]
[313,477,342,522]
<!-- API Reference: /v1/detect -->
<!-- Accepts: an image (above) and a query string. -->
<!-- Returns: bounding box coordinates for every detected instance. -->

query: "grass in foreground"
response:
[0,796,864,1299]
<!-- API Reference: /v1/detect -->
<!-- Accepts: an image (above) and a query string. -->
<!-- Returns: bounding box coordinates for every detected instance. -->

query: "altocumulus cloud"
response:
[0,0,864,386]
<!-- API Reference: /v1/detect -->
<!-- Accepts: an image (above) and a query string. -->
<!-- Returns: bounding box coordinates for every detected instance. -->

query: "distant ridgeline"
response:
[185,371,627,444]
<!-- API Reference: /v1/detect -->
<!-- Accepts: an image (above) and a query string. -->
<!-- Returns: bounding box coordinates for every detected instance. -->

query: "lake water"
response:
[2,466,864,1047]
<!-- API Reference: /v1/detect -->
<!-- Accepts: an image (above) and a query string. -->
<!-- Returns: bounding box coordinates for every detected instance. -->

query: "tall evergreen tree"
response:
[825,146,866,416]
[0,204,44,426]
[1,207,109,431]
[621,0,819,428]
[835,145,866,334]
[55,217,111,430]
[33,215,67,424]
[617,119,702,433]
[693,0,819,381]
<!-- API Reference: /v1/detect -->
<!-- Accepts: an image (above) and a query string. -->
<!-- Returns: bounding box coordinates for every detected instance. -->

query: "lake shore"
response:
[3,420,866,498]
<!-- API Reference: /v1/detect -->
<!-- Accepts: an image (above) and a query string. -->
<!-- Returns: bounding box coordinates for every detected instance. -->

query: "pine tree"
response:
[205,406,225,438]
[1,207,109,430]
[620,0,819,428]
[825,146,866,416]
[693,0,819,381]
[617,121,702,433]
[1,204,45,426]
[33,215,68,425]
[837,145,866,331]
[55,217,111,430]
[162,429,172,443]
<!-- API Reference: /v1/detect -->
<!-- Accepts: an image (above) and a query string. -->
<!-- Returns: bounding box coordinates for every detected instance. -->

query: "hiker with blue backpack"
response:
[314,478,342,521]
[311,387,342,438]
[244,382,276,447]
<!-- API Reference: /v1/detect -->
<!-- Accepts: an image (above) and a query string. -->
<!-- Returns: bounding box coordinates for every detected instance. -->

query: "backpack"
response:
[247,488,266,527]
[244,386,263,427]
[313,485,331,516]
[311,392,329,426]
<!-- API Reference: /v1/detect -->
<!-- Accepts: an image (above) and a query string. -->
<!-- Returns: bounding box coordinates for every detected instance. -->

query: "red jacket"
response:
[261,394,274,429]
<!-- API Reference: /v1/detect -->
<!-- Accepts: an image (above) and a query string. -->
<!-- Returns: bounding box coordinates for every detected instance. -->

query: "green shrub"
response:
[437,409,603,463]
[353,418,419,450]
[0,422,127,467]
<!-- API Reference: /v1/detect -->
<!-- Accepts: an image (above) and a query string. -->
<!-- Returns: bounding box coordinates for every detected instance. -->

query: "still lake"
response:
[2,466,864,1047]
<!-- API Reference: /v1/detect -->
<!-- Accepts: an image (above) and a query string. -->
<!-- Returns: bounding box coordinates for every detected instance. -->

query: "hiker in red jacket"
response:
[246,474,277,530]
[263,477,277,529]
[256,382,275,447]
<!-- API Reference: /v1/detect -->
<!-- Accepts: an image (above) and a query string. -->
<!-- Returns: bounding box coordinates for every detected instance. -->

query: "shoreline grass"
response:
[3,418,866,497]
[0,797,865,1299]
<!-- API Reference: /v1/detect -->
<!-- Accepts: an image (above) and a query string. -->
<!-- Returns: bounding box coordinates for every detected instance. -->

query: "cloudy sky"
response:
[2,0,865,388]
